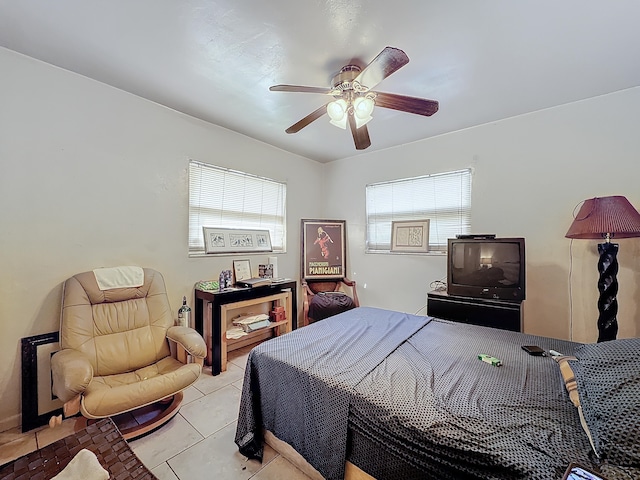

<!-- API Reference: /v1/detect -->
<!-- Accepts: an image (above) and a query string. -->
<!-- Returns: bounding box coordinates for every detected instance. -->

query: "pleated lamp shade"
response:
[566,196,640,239]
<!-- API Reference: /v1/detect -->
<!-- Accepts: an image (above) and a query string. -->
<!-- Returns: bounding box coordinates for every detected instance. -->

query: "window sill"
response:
[365,250,446,256]
[189,251,285,258]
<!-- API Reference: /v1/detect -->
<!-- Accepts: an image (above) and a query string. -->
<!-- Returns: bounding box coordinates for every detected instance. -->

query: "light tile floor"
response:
[0,346,312,480]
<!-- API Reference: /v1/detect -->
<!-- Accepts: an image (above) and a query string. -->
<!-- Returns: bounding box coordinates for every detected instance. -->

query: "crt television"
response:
[447,237,525,302]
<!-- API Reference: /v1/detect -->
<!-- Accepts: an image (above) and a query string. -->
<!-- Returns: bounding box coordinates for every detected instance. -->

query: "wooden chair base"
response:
[110,391,184,440]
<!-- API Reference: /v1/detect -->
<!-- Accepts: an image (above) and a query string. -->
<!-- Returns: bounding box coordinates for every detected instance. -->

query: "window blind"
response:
[366,168,472,253]
[188,161,287,253]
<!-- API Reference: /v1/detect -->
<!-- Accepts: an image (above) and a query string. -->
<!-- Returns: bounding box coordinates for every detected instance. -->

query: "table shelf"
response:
[226,320,288,350]
[194,280,297,375]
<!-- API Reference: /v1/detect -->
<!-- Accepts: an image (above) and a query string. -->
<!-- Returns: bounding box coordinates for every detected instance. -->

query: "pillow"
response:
[553,355,580,407]
[572,338,640,465]
[308,293,355,321]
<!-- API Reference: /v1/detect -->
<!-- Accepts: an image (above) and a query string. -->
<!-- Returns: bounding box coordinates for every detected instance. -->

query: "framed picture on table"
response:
[233,259,252,282]
[301,219,346,280]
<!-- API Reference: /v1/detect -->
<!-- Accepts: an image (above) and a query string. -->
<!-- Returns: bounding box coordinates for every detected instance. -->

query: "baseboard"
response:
[0,413,21,433]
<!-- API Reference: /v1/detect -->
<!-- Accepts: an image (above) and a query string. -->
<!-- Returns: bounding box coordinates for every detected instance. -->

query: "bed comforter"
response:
[235,307,605,479]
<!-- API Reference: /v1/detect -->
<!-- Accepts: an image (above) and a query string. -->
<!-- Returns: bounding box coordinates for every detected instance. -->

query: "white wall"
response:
[0,48,324,431]
[324,87,640,343]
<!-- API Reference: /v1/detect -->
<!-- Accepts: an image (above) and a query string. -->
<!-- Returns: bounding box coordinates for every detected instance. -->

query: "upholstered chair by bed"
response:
[301,278,359,326]
[51,267,206,439]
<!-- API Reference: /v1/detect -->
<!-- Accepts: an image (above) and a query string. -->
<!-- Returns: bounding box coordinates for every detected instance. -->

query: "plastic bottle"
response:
[177,296,191,328]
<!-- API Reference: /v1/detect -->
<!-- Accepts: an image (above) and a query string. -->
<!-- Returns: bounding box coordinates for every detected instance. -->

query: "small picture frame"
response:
[21,332,64,432]
[219,269,233,290]
[259,264,274,278]
[233,259,252,282]
[391,220,430,253]
[202,227,272,254]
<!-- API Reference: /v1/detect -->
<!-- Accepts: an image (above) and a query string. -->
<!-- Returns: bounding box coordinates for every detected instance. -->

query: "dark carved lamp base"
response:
[596,242,619,342]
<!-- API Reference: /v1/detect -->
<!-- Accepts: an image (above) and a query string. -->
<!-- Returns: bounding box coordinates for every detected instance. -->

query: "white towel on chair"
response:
[51,448,109,480]
[93,266,144,290]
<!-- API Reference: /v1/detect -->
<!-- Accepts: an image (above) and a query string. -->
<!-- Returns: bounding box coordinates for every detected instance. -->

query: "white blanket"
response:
[93,266,144,290]
[51,448,109,480]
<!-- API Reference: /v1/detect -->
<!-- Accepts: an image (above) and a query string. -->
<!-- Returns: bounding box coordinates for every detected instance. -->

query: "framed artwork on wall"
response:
[202,227,272,254]
[390,219,430,253]
[301,219,346,280]
[21,332,64,432]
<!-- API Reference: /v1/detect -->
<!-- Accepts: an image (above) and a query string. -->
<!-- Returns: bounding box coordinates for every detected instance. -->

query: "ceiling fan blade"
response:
[348,114,372,150]
[354,47,410,90]
[373,91,439,116]
[270,84,333,94]
[285,104,328,134]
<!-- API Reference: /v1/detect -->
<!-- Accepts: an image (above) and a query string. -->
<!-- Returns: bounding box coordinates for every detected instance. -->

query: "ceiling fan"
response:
[270,46,439,150]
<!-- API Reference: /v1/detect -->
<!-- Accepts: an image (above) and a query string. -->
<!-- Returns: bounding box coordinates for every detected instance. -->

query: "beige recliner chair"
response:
[51,267,206,439]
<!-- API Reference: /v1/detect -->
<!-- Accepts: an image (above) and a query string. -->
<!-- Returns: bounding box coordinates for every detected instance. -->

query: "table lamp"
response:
[565,195,640,342]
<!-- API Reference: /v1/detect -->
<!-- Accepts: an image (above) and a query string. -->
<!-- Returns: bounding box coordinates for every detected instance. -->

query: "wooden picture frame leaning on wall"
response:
[21,332,64,432]
[301,219,346,280]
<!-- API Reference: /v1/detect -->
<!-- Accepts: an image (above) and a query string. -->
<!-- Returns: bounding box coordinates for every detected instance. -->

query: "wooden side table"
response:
[194,280,297,375]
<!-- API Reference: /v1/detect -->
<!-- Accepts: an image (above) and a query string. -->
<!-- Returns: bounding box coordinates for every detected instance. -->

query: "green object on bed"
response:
[478,353,502,366]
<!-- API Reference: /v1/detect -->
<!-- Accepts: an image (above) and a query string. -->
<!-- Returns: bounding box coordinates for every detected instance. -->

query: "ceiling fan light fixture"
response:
[354,96,375,119]
[353,95,375,129]
[327,99,348,129]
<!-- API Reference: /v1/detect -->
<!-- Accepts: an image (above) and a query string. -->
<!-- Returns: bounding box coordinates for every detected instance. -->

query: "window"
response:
[188,161,287,254]
[366,169,472,253]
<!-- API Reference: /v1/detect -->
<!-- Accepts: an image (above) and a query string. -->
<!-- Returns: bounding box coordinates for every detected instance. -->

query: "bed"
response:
[235,307,640,480]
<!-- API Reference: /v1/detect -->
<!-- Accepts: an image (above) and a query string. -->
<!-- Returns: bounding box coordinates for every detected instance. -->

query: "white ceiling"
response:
[1,1,639,163]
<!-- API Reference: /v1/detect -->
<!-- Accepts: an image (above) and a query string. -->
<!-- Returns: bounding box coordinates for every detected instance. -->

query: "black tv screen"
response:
[447,237,525,301]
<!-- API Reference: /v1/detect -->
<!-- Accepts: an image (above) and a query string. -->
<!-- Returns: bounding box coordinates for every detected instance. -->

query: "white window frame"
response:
[366,168,472,253]
[188,160,287,255]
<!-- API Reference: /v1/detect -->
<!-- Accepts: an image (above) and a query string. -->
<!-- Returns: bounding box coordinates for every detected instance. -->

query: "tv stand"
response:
[427,290,522,332]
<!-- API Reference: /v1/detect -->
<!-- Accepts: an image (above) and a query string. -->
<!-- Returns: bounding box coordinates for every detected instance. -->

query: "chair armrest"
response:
[301,282,314,327]
[342,278,359,307]
[51,349,93,403]
[166,326,206,359]
[301,281,314,298]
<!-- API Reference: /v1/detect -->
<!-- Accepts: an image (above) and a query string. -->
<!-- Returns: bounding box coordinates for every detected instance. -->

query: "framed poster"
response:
[202,227,272,254]
[21,332,64,432]
[301,219,346,280]
[391,219,430,253]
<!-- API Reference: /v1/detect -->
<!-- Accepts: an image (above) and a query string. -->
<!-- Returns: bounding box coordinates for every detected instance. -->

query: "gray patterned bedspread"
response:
[235,307,601,480]
[235,307,430,479]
